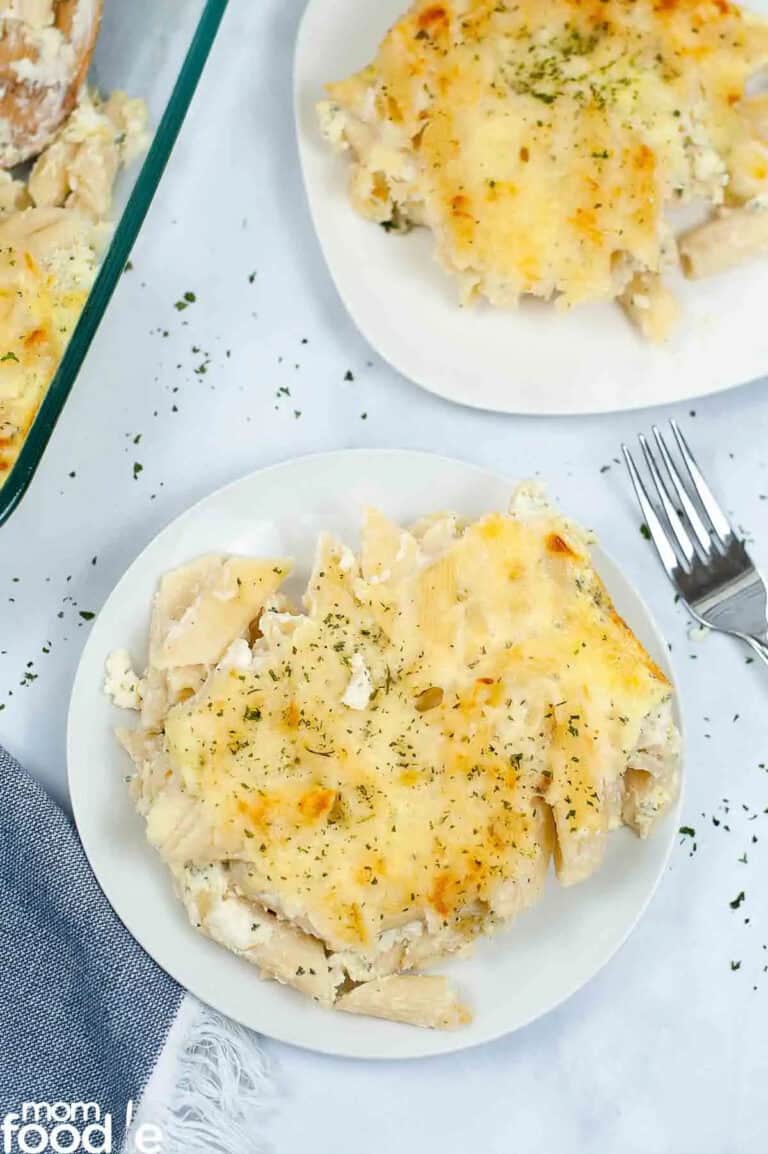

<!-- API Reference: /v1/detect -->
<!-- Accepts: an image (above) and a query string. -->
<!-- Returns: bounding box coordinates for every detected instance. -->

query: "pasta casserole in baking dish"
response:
[0,0,147,487]
[318,0,768,340]
[107,486,681,1029]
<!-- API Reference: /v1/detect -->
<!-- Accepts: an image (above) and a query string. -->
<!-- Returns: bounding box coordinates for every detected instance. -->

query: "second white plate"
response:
[295,0,768,415]
[68,450,683,1059]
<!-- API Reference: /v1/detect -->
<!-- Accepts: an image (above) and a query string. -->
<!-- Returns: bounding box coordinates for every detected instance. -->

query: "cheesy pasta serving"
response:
[318,0,768,340]
[107,487,680,1030]
[0,88,148,485]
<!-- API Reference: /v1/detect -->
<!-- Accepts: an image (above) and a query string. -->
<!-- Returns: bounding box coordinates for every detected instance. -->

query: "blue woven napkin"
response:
[0,745,184,1147]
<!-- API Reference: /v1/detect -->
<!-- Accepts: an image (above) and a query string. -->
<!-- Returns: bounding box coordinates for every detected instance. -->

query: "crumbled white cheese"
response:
[692,145,727,188]
[367,568,391,586]
[509,480,552,518]
[394,532,410,563]
[104,649,142,709]
[631,697,680,775]
[316,101,348,149]
[205,894,273,952]
[217,638,253,671]
[415,516,459,561]
[378,920,424,952]
[337,545,356,572]
[342,652,373,710]
[259,608,302,649]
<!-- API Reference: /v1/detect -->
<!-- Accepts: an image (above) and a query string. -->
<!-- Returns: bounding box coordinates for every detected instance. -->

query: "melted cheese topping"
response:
[0,90,148,486]
[320,0,768,311]
[161,503,674,958]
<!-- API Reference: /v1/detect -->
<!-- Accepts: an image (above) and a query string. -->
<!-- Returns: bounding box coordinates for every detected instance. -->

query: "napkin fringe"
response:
[126,998,275,1153]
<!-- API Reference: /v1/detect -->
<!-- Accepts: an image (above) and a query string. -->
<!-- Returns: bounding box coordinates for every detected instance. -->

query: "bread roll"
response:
[0,0,102,167]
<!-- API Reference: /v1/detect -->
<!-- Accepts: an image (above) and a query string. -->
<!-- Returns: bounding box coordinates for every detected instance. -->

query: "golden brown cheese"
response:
[320,0,768,319]
[163,505,674,957]
[0,90,148,486]
[0,216,91,480]
[111,493,682,1026]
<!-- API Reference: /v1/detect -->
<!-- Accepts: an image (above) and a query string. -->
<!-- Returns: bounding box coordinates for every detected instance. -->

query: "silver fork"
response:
[622,419,768,668]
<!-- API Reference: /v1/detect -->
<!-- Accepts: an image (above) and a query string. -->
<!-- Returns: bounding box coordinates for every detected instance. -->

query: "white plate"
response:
[295,0,768,415]
[68,451,683,1059]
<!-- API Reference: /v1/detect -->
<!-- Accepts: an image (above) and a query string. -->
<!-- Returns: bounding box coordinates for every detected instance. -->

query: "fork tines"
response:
[621,419,736,580]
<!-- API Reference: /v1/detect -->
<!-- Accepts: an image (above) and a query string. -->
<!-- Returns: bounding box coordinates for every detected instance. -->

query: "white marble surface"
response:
[1,2,767,1150]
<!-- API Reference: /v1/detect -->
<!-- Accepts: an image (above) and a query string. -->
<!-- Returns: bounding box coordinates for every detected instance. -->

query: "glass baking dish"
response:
[0,0,228,526]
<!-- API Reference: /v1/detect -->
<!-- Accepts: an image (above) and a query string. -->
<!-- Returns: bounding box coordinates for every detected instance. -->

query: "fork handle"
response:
[746,635,768,668]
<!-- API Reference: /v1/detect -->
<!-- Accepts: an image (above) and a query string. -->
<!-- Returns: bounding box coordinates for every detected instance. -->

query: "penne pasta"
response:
[679,203,768,279]
[741,93,768,140]
[337,976,471,1030]
[107,491,681,1029]
[619,274,681,344]
[176,863,337,1005]
[319,0,768,341]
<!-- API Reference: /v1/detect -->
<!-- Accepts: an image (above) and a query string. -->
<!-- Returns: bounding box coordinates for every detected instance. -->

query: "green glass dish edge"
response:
[0,0,229,528]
